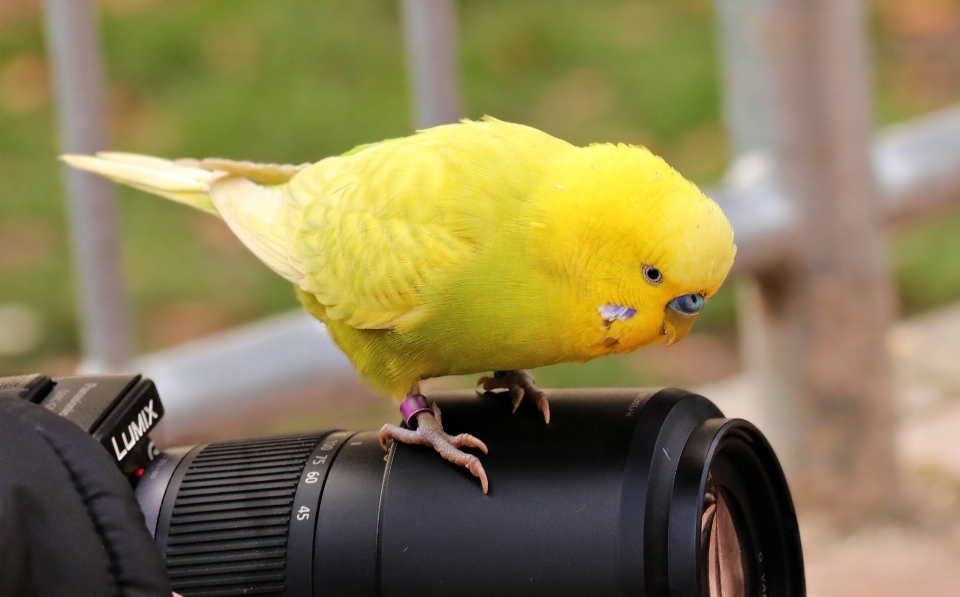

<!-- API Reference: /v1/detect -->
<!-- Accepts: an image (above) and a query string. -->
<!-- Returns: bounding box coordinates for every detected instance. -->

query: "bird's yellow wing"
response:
[285,119,568,330]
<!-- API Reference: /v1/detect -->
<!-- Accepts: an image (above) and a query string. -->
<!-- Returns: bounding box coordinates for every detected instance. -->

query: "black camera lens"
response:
[136,388,804,597]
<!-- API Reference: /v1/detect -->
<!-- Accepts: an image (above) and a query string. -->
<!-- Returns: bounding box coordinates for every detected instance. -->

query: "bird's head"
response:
[528,142,736,357]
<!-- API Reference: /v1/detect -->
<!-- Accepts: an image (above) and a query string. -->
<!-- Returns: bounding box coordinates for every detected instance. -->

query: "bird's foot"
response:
[379,393,490,493]
[477,369,550,424]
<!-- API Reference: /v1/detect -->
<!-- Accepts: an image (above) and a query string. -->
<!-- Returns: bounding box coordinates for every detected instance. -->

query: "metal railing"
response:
[43,0,132,373]
[44,0,960,520]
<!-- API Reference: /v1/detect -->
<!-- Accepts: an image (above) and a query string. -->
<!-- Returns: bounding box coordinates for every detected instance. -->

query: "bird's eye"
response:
[669,293,705,316]
[641,264,663,286]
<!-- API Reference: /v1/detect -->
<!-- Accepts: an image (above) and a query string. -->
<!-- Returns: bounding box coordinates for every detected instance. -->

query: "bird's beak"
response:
[662,306,697,346]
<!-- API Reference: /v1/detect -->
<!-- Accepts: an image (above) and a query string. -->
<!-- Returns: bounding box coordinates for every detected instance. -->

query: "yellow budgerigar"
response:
[62,117,736,492]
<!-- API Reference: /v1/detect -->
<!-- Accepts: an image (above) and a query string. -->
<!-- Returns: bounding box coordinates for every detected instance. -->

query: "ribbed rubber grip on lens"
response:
[163,434,328,597]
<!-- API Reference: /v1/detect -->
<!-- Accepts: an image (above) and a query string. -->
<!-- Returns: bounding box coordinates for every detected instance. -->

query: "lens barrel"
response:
[137,388,804,597]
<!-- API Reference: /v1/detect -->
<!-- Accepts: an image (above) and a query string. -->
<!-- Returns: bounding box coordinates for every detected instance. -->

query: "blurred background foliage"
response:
[1,0,960,387]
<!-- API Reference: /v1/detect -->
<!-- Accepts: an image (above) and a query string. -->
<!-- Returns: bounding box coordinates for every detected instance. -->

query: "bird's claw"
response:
[477,369,550,424]
[379,403,490,493]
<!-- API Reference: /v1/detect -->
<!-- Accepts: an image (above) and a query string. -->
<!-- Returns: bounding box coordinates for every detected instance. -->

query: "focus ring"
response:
[163,433,331,597]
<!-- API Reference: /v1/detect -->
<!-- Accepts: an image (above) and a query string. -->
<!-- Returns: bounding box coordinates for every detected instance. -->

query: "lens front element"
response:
[701,486,747,597]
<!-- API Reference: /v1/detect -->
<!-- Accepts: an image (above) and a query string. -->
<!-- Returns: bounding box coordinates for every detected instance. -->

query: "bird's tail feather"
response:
[61,151,311,285]
[60,152,220,216]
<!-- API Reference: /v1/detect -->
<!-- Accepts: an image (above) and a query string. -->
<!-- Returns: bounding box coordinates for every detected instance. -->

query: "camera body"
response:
[3,373,805,597]
[0,373,163,480]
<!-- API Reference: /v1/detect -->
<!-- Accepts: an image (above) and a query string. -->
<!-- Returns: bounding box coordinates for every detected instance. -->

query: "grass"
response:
[1,0,959,382]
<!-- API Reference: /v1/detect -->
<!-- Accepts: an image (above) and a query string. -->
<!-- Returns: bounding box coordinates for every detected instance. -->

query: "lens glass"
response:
[700,486,747,597]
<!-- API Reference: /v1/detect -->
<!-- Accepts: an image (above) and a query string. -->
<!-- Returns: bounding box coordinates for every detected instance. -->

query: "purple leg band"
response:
[399,393,432,429]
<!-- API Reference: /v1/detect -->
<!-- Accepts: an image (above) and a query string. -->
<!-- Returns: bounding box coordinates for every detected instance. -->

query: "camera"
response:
[1,373,164,479]
[4,373,805,597]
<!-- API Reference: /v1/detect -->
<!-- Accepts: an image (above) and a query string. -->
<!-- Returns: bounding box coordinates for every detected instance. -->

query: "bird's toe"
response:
[479,369,551,424]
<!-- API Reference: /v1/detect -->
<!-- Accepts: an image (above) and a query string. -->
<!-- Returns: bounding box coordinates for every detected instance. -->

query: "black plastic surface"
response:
[380,389,654,597]
[158,434,329,596]
[0,373,55,403]
[287,431,352,597]
[92,377,164,467]
[39,374,140,433]
[135,445,194,538]
[641,393,723,596]
[313,432,387,597]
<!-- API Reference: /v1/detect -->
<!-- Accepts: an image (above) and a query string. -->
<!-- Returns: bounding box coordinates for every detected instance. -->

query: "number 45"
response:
[297,506,310,521]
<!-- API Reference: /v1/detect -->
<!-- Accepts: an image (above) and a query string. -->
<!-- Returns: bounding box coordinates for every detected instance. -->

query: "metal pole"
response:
[399,0,462,129]
[714,0,778,156]
[741,0,897,522]
[43,0,133,372]
[713,0,799,473]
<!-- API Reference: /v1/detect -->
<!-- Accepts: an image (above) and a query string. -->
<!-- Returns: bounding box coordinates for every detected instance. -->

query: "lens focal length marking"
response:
[287,431,354,597]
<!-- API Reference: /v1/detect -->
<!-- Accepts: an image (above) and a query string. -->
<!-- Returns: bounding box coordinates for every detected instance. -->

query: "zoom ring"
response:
[164,433,328,597]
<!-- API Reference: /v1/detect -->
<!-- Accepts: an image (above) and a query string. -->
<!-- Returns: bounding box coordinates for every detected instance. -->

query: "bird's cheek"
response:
[597,319,659,354]
[623,322,668,352]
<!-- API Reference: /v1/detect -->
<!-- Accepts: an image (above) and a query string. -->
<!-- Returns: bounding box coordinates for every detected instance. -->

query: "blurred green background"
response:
[1,0,959,386]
